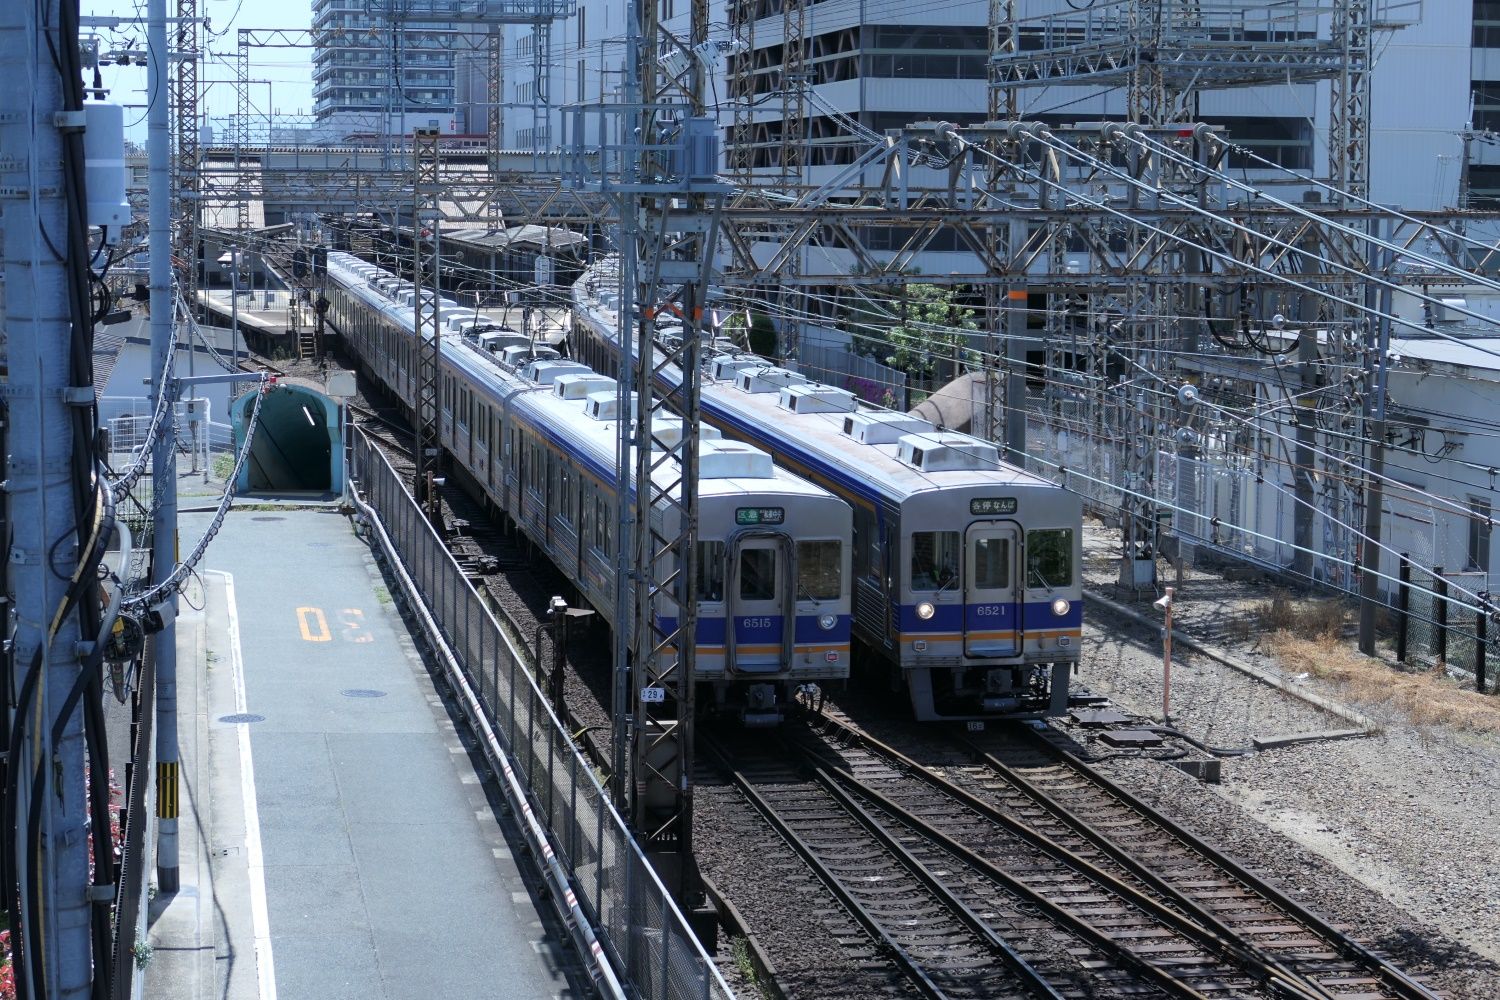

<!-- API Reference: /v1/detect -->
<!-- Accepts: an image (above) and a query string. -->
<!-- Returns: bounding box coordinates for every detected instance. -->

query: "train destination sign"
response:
[970,497,1018,516]
[736,507,785,526]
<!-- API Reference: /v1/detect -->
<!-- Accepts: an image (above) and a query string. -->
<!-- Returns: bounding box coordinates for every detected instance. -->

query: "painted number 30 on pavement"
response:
[297,606,374,644]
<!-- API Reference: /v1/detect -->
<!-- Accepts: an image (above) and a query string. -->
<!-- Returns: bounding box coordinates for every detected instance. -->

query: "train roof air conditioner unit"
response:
[897,433,1000,472]
[842,411,934,444]
[698,439,774,480]
[779,383,857,414]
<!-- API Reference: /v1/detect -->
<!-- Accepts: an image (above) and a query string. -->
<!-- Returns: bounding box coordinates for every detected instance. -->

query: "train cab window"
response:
[796,541,842,600]
[972,537,1010,589]
[695,542,725,602]
[1026,529,1074,589]
[910,531,959,591]
[739,549,777,601]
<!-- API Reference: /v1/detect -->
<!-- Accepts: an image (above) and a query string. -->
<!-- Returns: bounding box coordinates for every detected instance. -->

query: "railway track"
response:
[701,731,1060,1000]
[803,710,1439,1000]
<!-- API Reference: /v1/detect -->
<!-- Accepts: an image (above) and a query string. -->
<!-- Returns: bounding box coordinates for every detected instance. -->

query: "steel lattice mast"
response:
[412,127,444,523]
[173,0,199,310]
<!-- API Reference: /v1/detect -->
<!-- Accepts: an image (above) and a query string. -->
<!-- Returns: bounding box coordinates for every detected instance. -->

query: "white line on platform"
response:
[218,571,278,1000]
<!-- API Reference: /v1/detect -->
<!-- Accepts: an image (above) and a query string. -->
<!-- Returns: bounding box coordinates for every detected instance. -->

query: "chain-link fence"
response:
[350,430,733,1000]
[1400,562,1496,691]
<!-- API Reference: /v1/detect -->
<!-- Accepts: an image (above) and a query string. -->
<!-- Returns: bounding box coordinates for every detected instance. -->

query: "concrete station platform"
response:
[144,506,582,999]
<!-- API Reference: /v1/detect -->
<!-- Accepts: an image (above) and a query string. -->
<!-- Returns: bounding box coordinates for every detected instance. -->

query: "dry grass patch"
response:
[1264,631,1500,734]
[1253,590,1350,638]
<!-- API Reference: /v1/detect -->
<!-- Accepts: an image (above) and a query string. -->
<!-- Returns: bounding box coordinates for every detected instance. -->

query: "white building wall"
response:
[1369,3,1472,210]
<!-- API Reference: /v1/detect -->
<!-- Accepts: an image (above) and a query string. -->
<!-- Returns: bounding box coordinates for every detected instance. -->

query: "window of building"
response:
[1203,115,1312,170]
[1470,497,1493,573]
[1474,82,1500,131]
[1476,2,1500,48]
[1469,164,1500,208]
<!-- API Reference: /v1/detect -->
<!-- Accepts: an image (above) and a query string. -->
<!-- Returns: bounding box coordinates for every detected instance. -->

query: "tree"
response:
[885,282,979,387]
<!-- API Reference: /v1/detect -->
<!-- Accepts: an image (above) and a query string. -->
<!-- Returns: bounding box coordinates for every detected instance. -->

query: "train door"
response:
[727,535,790,673]
[963,522,1020,657]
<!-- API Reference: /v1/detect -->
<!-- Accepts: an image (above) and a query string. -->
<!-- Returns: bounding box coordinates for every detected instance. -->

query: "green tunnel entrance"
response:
[234,385,337,494]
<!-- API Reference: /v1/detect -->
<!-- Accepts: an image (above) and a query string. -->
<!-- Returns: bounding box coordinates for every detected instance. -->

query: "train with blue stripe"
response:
[571,264,1082,721]
[325,251,853,724]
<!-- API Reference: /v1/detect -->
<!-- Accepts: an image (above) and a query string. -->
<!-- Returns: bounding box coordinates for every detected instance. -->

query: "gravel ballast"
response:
[1076,522,1500,999]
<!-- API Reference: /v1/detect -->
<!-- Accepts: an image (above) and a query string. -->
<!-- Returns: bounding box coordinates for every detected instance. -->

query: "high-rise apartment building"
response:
[311,0,480,141]
[506,1,1491,216]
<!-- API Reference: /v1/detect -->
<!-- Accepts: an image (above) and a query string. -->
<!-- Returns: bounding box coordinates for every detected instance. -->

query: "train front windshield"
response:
[1025,528,1074,590]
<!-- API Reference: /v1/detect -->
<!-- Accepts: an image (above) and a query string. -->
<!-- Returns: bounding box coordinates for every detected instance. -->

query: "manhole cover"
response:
[340,689,387,699]
[250,516,285,522]
[219,713,265,724]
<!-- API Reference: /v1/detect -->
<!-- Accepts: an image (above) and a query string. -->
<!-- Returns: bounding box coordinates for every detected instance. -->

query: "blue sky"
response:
[85,0,316,139]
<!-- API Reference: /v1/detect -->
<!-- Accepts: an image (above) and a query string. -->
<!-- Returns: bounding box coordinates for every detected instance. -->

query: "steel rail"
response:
[701,734,1049,1000]
[811,769,1065,1000]
[957,736,1339,1000]
[811,759,1217,1000]
[808,717,1331,1000]
[699,736,952,1000]
[1007,726,1442,1000]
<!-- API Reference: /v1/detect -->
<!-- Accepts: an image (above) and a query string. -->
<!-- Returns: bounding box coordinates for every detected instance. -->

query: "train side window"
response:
[972,537,1010,589]
[739,549,777,601]
[1026,529,1074,589]
[854,507,878,580]
[910,531,959,591]
[695,541,724,602]
[796,541,841,600]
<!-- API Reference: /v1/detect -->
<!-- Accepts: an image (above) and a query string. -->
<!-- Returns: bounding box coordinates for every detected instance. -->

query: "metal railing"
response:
[349,429,734,1000]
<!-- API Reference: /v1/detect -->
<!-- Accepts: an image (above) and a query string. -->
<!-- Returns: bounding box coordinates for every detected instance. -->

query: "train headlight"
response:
[1051,598,1072,617]
[916,602,935,621]
[818,613,837,631]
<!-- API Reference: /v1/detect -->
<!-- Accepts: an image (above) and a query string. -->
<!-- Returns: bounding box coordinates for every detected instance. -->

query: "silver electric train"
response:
[325,252,853,723]
[571,266,1083,721]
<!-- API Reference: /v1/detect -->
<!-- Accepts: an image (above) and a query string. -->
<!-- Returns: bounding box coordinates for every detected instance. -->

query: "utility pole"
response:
[1,0,100,993]
[1293,320,1318,579]
[149,0,183,895]
[1358,227,1394,655]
